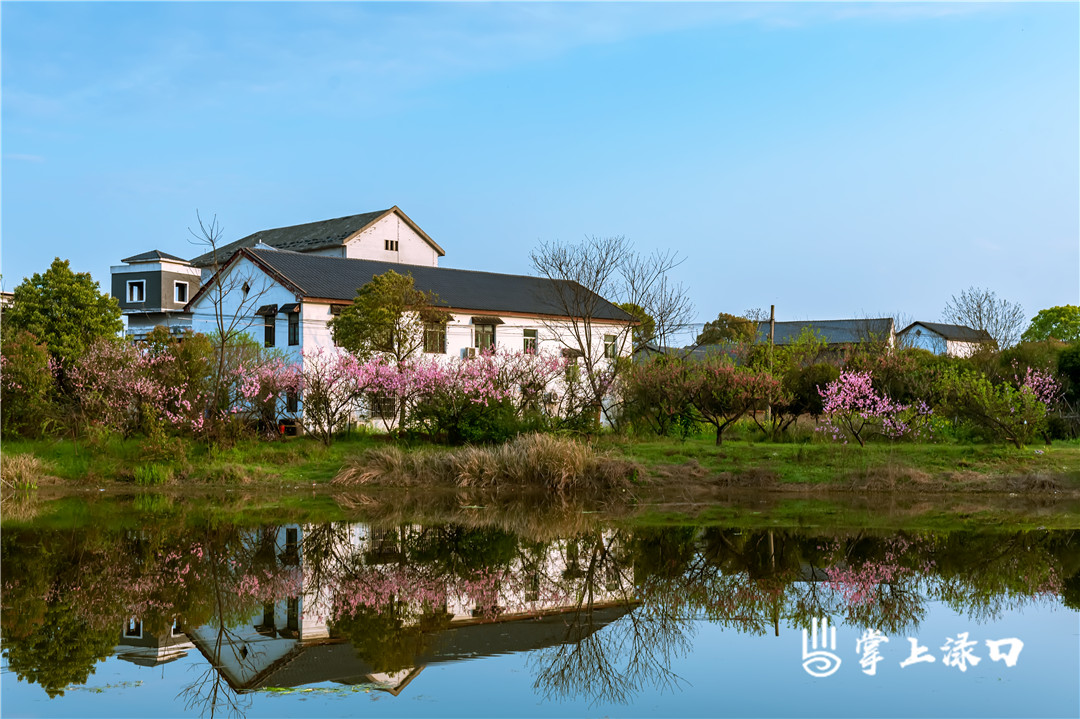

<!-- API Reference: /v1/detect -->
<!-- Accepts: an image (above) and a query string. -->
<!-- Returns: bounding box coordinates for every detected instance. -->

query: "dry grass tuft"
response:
[1,454,51,491]
[1007,473,1064,493]
[333,434,639,493]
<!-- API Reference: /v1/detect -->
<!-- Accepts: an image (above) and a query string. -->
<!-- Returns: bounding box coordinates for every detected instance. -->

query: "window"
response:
[127,280,145,303]
[371,393,397,420]
[264,316,276,347]
[174,281,188,304]
[384,239,399,251]
[171,618,183,637]
[475,324,495,351]
[286,390,299,414]
[604,334,618,359]
[565,359,579,383]
[424,322,446,353]
[125,618,142,639]
[523,329,538,353]
[288,312,299,346]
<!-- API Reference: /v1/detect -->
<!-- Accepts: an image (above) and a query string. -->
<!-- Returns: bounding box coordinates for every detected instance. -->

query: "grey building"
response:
[110,250,202,340]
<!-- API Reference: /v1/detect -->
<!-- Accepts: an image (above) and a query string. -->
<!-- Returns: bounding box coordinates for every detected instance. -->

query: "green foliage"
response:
[133,463,174,486]
[617,302,656,352]
[620,357,697,438]
[410,396,540,445]
[6,258,122,364]
[937,369,1050,449]
[328,270,444,362]
[696,312,756,346]
[1,331,55,438]
[331,605,450,674]
[1,598,117,698]
[1022,305,1080,343]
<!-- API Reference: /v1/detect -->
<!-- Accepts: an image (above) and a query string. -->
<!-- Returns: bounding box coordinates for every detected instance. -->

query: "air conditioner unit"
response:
[462,347,477,359]
[545,391,558,404]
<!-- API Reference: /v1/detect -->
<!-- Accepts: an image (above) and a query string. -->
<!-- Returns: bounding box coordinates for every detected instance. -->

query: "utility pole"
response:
[766,304,775,422]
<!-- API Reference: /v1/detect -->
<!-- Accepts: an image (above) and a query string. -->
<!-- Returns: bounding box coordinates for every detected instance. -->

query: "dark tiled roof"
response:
[246,248,634,322]
[899,321,993,343]
[754,318,895,346]
[189,208,445,267]
[122,249,190,264]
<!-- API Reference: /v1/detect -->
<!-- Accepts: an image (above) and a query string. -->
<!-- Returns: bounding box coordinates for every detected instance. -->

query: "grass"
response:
[335,433,640,492]
[597,431,1080,490]
[5,424,1080,498]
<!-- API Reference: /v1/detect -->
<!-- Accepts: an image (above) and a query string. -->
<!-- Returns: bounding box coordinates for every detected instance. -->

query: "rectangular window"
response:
[424,322,446,353]
[288,312,299,346]
[264,317,276,347]
[475,324,495,351]
[604,334,618,359]
[565,359,579,383]
[523,329,538,353]
[384,239,399,251]
[286,390,299,414]
[125,618,142,639]
[371,393,397,419]
[174,281,188,304]
[127,280,145,303]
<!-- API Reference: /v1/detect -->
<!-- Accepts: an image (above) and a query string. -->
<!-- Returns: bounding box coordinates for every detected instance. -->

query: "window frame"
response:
[475,324,495,351]
[288,312,299,346]
[127,280,146,304]
[173,281,188,304]
[264,316,276,348]
[604,334,618,359]
[424,322,446,354]
[523,328,538,353]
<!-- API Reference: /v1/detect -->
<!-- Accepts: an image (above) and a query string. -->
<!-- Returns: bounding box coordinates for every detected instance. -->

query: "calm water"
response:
[2,493,1078,718]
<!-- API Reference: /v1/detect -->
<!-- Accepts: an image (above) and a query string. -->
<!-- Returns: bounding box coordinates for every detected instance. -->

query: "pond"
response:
[2,492,1078,718]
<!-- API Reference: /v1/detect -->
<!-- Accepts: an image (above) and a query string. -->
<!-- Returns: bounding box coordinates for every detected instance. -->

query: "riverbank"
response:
[5,433,1080,496]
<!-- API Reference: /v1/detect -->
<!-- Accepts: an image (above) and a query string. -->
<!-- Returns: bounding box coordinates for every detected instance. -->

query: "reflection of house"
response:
[898,321,993,357]
[185,523,636,697]
[116,617,193,667]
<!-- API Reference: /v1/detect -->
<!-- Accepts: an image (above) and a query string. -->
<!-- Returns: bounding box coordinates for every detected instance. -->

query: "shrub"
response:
[937,367,1060,448]
[0,331,55,438]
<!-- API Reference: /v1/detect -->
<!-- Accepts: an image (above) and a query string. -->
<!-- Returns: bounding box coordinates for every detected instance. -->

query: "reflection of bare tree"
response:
[179,624,250,719]
[531,530,691,705]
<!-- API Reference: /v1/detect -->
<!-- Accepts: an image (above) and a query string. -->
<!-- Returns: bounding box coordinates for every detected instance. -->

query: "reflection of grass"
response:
[261,686,372,695]
[71,681,143,693]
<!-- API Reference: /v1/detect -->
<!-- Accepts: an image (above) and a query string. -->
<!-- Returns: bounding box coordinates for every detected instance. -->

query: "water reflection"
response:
[2,515,1078,716]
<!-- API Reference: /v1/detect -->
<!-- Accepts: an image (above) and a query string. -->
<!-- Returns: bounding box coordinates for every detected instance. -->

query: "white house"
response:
[897,321,994,357]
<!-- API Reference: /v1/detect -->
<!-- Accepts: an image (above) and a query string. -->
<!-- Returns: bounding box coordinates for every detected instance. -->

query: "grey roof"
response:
[898,321,993,343]
[249,605,634,691]
[188,208,445,268]
[753,318,895,346]
[122,249,190,264]
[241,248,634,322]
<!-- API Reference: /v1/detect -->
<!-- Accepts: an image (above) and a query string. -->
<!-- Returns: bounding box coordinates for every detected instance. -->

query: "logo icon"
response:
[802,616,842,677]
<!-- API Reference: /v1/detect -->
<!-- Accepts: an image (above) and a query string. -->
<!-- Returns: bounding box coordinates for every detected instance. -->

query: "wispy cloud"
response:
[4,153,45,163]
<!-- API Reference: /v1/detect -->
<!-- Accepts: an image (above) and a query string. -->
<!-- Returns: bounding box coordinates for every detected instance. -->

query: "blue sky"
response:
[3,2,1077,337]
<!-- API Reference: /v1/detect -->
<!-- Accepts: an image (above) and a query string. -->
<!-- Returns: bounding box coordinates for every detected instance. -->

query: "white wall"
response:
[344,212,440,267]
[188,256,302,363]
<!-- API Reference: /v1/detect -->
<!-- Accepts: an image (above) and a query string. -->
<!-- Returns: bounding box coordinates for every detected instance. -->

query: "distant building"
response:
[898,321,993,357]
[682,317,896,362]
[110,251,202,340]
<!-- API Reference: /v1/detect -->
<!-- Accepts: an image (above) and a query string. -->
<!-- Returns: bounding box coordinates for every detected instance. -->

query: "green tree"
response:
[1022,305,1080,343]
[328,270,444,364]
[6,258,122,364]
[0,331,55,437]
[695,312,757,346]
[617,302,656,352]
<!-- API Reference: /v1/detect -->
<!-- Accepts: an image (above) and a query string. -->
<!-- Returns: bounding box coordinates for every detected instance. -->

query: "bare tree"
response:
[188,212,275,431]
[530,236,694,424]
[942,286,1025,349]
